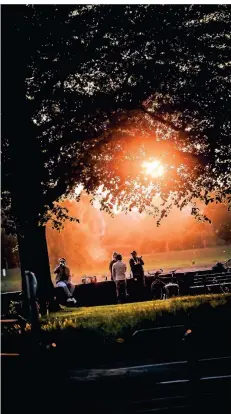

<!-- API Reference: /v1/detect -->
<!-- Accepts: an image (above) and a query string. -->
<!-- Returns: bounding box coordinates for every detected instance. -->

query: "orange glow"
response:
[112,203,121,215]
[142,160,165,178]
[45,122,229,282]
[46,195,229,284]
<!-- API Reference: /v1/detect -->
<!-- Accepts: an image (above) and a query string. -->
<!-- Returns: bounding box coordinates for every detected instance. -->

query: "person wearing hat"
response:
[54,258,77,304]
[130,251,145,298]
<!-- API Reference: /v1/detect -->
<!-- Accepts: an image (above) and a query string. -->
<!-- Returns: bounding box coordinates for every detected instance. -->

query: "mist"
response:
[46,193,228,283]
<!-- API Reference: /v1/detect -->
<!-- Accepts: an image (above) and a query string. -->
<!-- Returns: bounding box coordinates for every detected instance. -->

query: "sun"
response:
[142,160,165,178]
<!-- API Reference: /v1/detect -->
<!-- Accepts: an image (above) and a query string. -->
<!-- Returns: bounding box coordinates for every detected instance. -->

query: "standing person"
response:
[109,251,118,281]
[112,254,127,303]
[54,258,77,304]
[130,251,145,300]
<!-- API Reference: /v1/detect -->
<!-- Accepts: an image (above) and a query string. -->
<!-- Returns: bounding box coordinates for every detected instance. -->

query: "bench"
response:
[145,270,231,297]
[189,272,231,294]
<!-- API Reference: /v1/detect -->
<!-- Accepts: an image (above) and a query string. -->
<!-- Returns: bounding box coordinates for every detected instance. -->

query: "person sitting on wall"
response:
[109,251,118,281]
[112,254,127,303]
[54,258,77,304]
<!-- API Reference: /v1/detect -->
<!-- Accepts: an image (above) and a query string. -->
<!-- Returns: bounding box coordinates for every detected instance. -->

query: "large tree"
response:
[2,5,231,308]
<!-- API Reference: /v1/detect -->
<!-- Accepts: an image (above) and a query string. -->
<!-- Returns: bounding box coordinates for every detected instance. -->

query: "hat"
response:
[131,251,137,255]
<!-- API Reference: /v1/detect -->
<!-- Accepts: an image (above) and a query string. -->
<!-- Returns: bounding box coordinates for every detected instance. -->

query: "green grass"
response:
[42,294,231,342]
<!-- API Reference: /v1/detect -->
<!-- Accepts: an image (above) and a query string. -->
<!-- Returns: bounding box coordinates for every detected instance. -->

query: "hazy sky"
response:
[46,193,224,282]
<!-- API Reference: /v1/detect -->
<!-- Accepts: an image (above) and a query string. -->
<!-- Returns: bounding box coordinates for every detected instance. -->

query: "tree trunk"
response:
[2,8,60,313]
[17,223,54,314]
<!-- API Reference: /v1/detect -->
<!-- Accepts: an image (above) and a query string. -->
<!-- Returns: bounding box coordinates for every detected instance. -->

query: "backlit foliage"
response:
[2,5,231,230]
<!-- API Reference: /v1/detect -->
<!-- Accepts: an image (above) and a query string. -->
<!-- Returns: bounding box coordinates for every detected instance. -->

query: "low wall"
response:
[2,271,230,312]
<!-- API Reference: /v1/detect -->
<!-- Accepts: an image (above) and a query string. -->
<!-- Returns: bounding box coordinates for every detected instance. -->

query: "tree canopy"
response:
[2,4,231,227]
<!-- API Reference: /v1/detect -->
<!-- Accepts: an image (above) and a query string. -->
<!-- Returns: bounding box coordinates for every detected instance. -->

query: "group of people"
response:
[109,250,145,302]
[54,250,146,304]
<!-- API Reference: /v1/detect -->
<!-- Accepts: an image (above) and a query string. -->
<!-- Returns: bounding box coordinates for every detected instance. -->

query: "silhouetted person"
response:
[112,254,127,303]
[130,251,145,300]
[109,251,118,281]
[164,276,179,298]
[130,251,145,280]
[151,270,165,300]
[54,258,76,304]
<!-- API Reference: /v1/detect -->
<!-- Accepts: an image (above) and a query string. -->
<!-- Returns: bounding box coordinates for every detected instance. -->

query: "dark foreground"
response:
[2,321,231,414]
[2,353,231,414]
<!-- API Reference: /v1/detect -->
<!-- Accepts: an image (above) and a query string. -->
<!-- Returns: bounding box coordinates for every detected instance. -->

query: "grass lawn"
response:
[42,294,231,343]
[142,245,231,272]
[3,294,230,368]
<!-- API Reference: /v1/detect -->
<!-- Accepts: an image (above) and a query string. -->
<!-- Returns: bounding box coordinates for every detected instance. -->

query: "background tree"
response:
[2,5,231,306]
[1,231,20,270]
[216,222,231,245]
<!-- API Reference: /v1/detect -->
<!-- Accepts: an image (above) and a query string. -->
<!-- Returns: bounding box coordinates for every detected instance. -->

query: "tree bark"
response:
[17,223,54,314]
[2,7,55,313]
